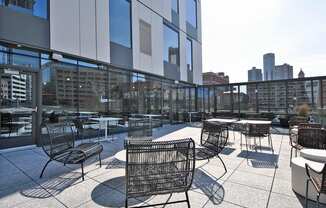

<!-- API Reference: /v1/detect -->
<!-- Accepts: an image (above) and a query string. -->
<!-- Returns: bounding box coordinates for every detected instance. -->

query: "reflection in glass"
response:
[109,0,131,48]
[186,38,193,71]
[172,0,178,13]
[163,25,179,66]
[187,0,197,28]
[1,0,48,19]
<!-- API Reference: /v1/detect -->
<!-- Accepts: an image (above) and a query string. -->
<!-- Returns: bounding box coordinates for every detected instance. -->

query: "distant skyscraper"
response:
[273,63,293,80]
[298,69,305,78]
[263,53,275,80]
[248,67,262,82]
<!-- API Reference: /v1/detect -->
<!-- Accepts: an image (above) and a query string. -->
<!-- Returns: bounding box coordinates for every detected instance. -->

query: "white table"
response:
[206,118,238,124]
[90,117,122,142]
[235,120,272,125]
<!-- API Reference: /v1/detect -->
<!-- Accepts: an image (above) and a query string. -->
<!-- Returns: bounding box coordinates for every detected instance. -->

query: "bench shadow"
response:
[193,168,225,205]
[91,176,150,207]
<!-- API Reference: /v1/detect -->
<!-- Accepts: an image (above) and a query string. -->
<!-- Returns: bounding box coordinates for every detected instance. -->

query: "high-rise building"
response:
[263,53,275,80]
[273,63,293,80]
[248,67,262,82]
[298,69,305,78]
[203,72,229,85]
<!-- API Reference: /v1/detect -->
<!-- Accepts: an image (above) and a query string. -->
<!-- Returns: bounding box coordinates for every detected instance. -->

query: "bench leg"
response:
[81,162,84,181]
[99,153,102,168]
[185,191,190,208]
[217,154,227,174]
[40,159,52,178]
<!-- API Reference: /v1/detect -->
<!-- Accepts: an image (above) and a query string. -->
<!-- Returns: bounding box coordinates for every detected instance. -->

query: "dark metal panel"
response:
[110,42,133,69]
[0,7,49,49]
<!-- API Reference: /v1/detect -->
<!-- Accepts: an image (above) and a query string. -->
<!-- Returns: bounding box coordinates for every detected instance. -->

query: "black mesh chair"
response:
[305,147,326,208]
[40,122,103,181]
[243,123,273,154]
[125,138,195,208]
[297,128,326,150]
[195,121,229,173]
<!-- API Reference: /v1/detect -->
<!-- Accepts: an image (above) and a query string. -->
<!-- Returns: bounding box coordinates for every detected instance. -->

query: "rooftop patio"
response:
[0,124,323,208]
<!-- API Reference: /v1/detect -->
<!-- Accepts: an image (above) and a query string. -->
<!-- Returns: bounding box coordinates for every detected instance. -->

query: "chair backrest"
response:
[298,128,326,149]
[247,123,271,137]
[1,113,12,128]
[298,123,321,129]
[201,121,228,154]
[40,122,75,158]
[289,116,307,128]
[125,138,195,198]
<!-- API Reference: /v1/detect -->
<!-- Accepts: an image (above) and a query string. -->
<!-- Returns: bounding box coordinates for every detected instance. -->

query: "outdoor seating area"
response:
[2,117,325,208]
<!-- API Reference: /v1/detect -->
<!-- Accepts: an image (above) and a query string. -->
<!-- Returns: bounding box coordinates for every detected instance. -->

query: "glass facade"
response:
[172,0,178,13]
[109,0,132,48]
[163,24,179,66]
[0,0,48,19]
[186,38,193,71]
[187,0,197,28]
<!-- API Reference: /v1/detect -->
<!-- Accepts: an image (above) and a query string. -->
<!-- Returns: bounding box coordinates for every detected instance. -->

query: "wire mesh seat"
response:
[125,138,195,208]
[195,121,229,173]
[39,121,103,181]
[297,128,326,150]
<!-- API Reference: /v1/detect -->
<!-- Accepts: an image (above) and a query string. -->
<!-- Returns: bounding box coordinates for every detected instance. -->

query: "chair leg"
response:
[259,137,262,151]
[290,147,293,167]
[217,154,227,174]
[245,135,249,157]
[125,198,128,208]
[40,159,52,178]
[269,135,274,154]
[317,193,320,208]
[305,179,309,208]
[99,153,102,167]
[81,162,85,181]
[185,191,190,208]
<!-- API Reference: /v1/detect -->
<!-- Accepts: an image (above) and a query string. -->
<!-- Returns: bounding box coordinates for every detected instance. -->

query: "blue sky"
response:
[202,0,326,82]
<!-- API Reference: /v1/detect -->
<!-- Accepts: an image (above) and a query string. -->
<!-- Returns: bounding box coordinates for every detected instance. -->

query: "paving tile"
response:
[0,181,52,208]
[227,170,273,191]
[48,178,109,208]
[0,170,33,191]
[91,168,125,189]
[272,178,297,198]
[221,181,269,208]
[268,192,326,208]
[236,159,276,177]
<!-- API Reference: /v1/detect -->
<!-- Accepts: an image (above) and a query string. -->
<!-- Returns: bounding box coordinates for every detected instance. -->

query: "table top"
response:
[90,117,122,122]
[301,148,326,163]
[0,107,34,114]
[206,118,238,123]
[235,120,272,125]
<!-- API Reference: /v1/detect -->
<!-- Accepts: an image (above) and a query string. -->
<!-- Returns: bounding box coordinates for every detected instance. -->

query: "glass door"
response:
[0,67,39,149]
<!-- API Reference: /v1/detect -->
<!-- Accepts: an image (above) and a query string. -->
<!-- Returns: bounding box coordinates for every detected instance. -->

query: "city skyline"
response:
[202,0,326,82]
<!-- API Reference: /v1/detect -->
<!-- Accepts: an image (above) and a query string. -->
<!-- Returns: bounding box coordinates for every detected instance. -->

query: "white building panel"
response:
[179,0,187,31]
[96,0,110,63]
[179,32,187,81]
[193,41,203,85]
[50,0,80,56]
[137,0,171,22]
[132,1,164,76]
[80,0,96,60]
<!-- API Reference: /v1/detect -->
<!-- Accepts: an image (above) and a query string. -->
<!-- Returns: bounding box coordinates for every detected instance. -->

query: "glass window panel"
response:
[240,84,257,114]
[172,0,178,13]
[215,85,232,112]
[78,65,108,115]
[209,87,215,112]
[2,0,47,19]
[109,0,132,48]
[186,38,193,71]
[287,80,312,114]
[163,25,179,66]
[42,62,78,122]
[187,0,197,28]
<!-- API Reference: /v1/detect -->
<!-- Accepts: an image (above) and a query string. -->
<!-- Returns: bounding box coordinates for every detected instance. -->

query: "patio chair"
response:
[243,123,273,154]
[195,121,229,173]
[39,122,103,181]
[297,128,326,150]
[305,163,326,208]
[289,116,307,144]
[125,138,195,208]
